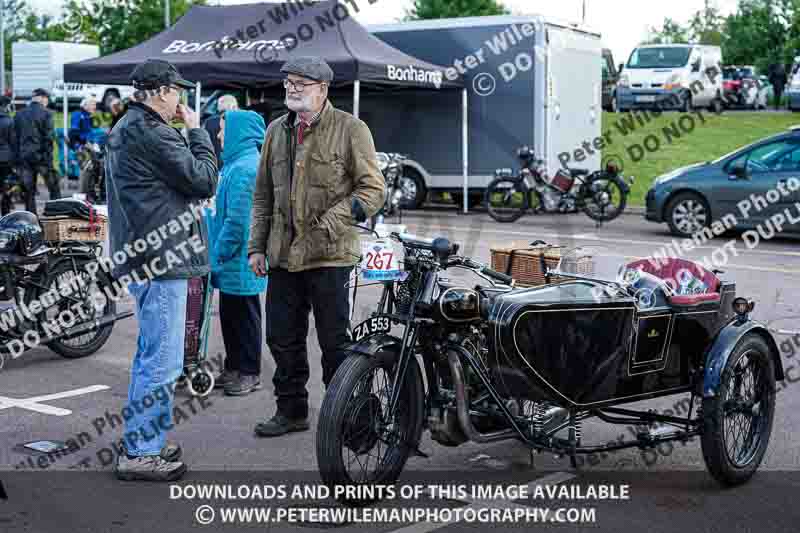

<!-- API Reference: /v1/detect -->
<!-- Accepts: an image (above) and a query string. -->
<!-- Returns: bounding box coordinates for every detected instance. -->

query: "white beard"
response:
[285,93,313,113]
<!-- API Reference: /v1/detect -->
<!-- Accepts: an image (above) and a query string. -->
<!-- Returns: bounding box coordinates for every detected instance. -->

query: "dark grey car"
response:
[645,127,800,237]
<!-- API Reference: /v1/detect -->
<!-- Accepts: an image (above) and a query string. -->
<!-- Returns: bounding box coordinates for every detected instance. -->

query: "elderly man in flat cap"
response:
[247,56,385,437]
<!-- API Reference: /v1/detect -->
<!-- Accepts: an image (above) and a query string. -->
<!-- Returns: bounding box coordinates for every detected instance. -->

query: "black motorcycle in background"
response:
[0,211,131,367]
[485,146,632,224]
[78,141,106,205]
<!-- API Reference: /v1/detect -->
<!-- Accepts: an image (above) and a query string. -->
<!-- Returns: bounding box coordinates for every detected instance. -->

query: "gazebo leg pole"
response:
[462,87,469,214]
[353,80,360,119]
[195,81,201,118]
[63,90,68,192]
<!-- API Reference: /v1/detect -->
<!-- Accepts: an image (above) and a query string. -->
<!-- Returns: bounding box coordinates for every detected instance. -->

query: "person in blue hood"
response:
[206,110,268,396]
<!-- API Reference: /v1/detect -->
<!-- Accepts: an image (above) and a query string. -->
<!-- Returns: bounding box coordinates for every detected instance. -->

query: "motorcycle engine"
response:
[428,327,489,447]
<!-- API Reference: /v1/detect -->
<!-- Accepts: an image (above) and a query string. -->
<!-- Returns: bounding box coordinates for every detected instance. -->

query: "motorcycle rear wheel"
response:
[485,178,529,223]
[317,350,424,505]
[581,175,628,222]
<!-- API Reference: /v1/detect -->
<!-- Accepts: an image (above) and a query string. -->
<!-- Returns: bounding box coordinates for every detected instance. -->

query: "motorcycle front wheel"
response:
[581,175,628,222]
[485,177,529,223]
[317,350,424,506]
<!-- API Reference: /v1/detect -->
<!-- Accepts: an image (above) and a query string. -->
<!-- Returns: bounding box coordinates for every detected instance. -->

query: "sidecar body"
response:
[486,255,783,408]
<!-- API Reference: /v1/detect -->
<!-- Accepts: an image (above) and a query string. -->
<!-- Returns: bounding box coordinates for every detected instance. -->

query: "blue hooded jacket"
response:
[206,110,268,295]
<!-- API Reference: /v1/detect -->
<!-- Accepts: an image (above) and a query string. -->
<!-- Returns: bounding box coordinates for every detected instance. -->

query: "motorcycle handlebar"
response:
[479,265,514,285]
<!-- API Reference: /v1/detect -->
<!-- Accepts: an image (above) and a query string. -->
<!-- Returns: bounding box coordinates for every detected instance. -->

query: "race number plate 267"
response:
[352,316,391,342]
[360,239,403,281]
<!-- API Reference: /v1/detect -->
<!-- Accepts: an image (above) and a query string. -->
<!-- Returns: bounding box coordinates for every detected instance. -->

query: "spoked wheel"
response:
[485,177,529,223]
[40,259,117,358]
[581,176,627,222]
[317,351,424,505]
[701,335,776,486]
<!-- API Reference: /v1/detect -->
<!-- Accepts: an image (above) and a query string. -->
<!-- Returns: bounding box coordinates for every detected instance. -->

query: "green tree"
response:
[689,0,724,45]
[644,17,690,44]
[64,0,205,55]
[405,0,509,20]
[721,0,796,74]
[2,0,30,69]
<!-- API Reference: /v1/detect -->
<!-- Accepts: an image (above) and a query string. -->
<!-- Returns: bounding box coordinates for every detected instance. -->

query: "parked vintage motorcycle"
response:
[485,146,632,224]
[0,211,131,367]
[317,231,782,505]
[371,152,407,228]
[78,141,107,205]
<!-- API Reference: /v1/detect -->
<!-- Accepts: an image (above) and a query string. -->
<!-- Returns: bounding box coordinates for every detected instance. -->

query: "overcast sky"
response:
[28,0,741,63]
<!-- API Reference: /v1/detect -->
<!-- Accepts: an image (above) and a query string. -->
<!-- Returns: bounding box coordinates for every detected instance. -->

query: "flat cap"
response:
[32,88,50,98]
[280,56,334,83]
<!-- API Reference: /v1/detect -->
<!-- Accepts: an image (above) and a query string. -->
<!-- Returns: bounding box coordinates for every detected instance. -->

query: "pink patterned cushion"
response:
[625,257,721,306]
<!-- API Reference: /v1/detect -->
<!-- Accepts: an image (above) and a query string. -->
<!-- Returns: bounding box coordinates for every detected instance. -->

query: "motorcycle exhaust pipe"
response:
[447,350,516,443]
[42,310,134,344]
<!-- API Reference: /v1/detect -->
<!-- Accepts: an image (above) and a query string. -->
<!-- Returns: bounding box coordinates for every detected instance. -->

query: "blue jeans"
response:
[124,279,187,456]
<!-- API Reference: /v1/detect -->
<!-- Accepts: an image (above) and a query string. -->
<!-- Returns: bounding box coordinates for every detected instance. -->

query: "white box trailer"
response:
[12,41,99,100]
[366,15,603,206]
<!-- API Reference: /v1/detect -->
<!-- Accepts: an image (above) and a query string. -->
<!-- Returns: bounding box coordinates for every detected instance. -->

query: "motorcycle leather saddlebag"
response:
[550,169,576,193]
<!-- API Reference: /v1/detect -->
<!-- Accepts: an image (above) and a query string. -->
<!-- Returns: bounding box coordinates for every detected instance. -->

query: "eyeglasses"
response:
[283,78,321,92]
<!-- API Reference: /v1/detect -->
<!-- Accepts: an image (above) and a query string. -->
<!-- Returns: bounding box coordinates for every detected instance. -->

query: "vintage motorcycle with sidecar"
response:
[0,210,131,367]
[317,232,783,504]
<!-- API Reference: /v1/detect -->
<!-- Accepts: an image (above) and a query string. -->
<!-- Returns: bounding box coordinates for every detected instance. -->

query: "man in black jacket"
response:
[0,96,16,215]
[105,59,217,482]
[13,88,60,213]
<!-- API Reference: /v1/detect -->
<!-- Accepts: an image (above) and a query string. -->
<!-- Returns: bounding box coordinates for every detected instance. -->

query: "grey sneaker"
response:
[118,439,182,463]
[224,374,262,396]
[214,369,239,389]
[114,454,187,481]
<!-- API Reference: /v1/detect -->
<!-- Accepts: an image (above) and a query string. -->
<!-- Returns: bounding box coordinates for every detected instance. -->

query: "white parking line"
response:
[392,471,576,533]
[0,385,110,416]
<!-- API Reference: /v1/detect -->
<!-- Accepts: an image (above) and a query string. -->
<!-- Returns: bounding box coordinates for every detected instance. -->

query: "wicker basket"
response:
[40,216,107,243]
[490,242,563,287]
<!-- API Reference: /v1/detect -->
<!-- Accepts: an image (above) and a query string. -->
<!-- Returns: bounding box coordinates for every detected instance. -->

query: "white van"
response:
[617,44,723,112]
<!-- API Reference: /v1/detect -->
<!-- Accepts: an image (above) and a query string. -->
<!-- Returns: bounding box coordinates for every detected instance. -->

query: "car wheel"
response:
[665,192,710,238]
[701,334,776,486]
[398,167,427,209]
[610,94,618,113]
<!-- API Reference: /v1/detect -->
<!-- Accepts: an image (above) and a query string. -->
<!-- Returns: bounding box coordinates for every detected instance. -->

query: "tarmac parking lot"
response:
[2,206,800,532]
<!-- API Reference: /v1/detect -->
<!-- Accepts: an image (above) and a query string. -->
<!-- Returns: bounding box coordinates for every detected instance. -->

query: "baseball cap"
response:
[280,57,334,83]
[130,59,195,90]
